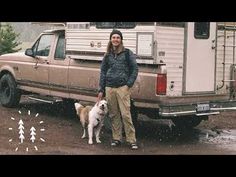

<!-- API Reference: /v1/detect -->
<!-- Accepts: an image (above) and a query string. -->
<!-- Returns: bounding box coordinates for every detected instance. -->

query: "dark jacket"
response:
[99,48,138,93]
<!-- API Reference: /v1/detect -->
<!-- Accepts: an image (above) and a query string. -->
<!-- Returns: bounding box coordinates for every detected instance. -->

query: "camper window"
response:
[156,22,185,27]
[194,22,210,39]
[67,23,90,29]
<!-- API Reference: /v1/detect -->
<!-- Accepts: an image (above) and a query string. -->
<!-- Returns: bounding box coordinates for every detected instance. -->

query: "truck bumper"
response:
[159,100,236,117]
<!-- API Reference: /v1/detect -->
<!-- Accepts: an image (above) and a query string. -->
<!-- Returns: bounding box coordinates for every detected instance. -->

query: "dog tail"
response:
[75,103,85,115]
[74,102,84,110]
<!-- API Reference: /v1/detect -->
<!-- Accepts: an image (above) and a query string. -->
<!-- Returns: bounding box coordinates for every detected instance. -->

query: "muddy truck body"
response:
[1,22,236,128]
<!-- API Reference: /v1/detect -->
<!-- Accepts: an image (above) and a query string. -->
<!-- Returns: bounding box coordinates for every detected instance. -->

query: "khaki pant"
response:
[106,85,136,144]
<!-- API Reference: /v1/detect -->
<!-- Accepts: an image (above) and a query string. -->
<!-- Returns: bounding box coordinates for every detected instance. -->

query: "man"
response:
[97,29,139,150]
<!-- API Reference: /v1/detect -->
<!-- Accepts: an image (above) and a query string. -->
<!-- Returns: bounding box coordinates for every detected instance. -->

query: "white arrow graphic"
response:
[30,127,36,143]
[19,129,24,134]
[18,119,24,125]
[30,131,36,136]
[30,136,36,143]
[30,127,36,132]
[19,134,25,143]
[18,125,24,130]
[18,119,25,143]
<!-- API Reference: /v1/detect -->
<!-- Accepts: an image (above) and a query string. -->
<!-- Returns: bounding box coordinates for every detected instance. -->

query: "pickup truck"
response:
[1,22,236,129]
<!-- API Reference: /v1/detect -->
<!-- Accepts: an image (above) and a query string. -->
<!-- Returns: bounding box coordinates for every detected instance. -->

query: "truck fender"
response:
[0,65,16,79]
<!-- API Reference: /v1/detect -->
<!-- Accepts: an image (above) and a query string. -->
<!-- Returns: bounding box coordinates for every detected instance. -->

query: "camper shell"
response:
[65,22,236,112]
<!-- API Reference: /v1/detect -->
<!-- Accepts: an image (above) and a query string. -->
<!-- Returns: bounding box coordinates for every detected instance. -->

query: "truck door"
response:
[184,22,216,94]
[48,32,69,98]
[31,34,54,95]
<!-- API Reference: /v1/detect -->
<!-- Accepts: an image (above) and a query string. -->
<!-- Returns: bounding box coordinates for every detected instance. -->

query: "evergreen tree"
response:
[0,23,22,55]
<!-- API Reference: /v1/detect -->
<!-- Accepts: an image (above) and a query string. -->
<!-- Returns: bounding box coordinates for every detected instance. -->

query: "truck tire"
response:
[0,74,21,107]
[104,99,138,132]
[62,98,76,118]
[172,116,207,129]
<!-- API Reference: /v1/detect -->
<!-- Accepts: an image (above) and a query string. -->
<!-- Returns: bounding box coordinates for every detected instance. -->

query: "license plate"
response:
[197,103,210,112]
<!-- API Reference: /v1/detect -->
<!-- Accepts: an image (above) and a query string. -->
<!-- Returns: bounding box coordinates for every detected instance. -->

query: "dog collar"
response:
[99,113,105,116]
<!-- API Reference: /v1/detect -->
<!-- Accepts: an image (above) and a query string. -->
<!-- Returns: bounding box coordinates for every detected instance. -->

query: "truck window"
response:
[194,22,210,39]
[35,34,53,56]
[54,34,65,60]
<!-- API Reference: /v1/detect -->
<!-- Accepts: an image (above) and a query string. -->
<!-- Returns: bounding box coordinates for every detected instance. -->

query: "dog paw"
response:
[88,140,93,144]
[81,135,86,139]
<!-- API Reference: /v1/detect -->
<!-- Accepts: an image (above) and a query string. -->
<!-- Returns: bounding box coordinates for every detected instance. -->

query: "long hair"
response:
[105,40,124,55]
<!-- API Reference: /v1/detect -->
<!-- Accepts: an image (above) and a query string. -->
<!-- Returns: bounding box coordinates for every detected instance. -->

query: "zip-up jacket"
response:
[99,48,138,93]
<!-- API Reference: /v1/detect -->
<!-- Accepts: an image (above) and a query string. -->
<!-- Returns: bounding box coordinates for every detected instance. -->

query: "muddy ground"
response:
[0,96,236,155]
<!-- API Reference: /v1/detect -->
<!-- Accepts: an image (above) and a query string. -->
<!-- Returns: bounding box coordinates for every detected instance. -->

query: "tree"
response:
[0,23,22,55]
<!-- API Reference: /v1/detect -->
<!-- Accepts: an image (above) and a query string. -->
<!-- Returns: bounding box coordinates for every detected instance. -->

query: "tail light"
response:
[156,73,167,95]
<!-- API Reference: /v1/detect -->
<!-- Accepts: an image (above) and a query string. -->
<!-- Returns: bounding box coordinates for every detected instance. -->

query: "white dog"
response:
[74,100,108,145]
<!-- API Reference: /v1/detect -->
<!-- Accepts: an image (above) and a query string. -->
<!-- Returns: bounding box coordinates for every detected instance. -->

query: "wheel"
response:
[103,99,138,131]
[172,116,206,129]
[0,74,21,107]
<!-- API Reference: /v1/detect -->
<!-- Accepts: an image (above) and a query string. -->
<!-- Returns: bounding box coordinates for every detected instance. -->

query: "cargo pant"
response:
[105,85,136,144]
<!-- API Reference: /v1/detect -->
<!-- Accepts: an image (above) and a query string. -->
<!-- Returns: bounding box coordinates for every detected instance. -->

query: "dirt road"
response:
[1,96,236,155]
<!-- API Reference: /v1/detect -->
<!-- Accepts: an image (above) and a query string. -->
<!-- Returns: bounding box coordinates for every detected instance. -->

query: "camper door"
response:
[184,22,216,94]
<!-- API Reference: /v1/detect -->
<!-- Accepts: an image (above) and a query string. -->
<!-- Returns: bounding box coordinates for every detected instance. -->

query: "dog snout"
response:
[100,104,105,110]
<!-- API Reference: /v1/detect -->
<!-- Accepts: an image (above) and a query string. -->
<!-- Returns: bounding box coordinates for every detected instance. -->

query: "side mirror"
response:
[25,48,34,57]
